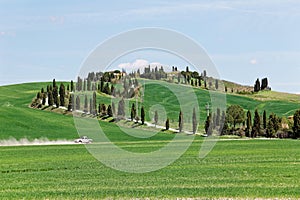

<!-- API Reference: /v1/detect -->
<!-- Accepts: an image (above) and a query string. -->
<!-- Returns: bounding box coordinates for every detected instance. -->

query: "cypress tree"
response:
[53,79,56,88]
[252,109,261,137]
[154,110,158,127]
[67,94,73,111]
[117,98,125,118]
[36,92,41,99]
[131,103,136,121]
[89,98,93,114]
[84,95,88,113]
[48,91,54,106]
[111,85,115,96]
[59,83,65,106]
[254,78,261,92]
[42,93,46,105]
[107,105,113,117]
[192,108,197,134]
[165,118,170,130]
[75,96,80,110]
[221,111,228,135]
[216,108,220,126]
[205,114,212,135]
[100,77,104,92]
[215,79,219,90]
[55,96,60,108]
[293,110,300,138]
[246,110,252,137]
[71,80,74,92]
[92,92,97,115]
[141,106,145,125]
[52,86,58,106]
[263,110,267,130]
[101,103,107,116]
[98,103,101,115]
[179,110,183,132]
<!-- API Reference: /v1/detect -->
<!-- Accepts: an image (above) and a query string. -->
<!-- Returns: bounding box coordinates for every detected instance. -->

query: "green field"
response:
[1,139,300,199]
[1,81,300,199]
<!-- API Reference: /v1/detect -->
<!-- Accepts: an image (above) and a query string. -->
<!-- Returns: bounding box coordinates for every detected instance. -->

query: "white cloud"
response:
[250,58,257,65]
[117,59,166,72]
[49,16,64,25]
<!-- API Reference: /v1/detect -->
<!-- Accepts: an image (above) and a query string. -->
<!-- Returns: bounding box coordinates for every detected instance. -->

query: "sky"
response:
[0,0,300,93]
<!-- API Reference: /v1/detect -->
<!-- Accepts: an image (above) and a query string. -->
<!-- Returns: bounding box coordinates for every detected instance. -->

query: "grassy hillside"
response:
[0,81,299,140]
[0,82,77,140]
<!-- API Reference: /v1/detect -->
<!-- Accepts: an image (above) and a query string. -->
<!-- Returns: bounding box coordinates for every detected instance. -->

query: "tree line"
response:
[205,104,300,139]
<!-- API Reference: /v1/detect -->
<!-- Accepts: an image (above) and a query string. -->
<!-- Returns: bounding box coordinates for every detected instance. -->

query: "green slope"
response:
[0,82,77,140]
[0,81,299,140]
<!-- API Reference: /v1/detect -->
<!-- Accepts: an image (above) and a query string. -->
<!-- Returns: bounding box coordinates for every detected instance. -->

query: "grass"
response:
[0,81,300,198]
[0,81,299,140]
[1,139,300,199]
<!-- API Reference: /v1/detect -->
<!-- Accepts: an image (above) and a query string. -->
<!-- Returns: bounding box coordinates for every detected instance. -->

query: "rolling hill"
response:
[0,80,299,140]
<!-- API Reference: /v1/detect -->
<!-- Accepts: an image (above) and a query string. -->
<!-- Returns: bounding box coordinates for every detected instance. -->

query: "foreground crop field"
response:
[1,139,300,199]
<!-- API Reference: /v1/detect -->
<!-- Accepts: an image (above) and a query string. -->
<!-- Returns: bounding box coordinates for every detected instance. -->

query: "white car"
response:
[74,136,93,144]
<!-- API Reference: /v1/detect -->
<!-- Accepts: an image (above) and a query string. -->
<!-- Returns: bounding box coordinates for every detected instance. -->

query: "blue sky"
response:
[0,0,300,93]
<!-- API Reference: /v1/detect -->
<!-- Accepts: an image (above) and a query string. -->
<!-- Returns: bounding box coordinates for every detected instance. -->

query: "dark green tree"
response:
[192,108,197,134]
[261,78,268,90]
[221,112,228,135]
[263,110,267,130]
[117,98,125,118]
[130,103,136,121]
[59,83,65,106]
[42,93,46,105]
[83,95,88,113]
[205,114,212,135]
[89,98,93,114]
[48,91,54,106]
[36,92,41,99]
[154,111,158,127]
[226,105,245,128]
[107,105,113,117]
[179,110,183,132]
[254,78,260,92]
[252,109,261,137]
[215,79,219,90]
[246,110,252,137]
[75,96,80,110]
[141,106,145,125]
[266,113,280,138]
[55,96,60,108]
[68,94,73,111]
[92,92,97,115]
[71,80,74,92]
[293,110,300,138]
[52,86,58,106]
[216,108,221,126]
[165,118,170,130]
[101,104,106,116]
[53,78,56,88]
